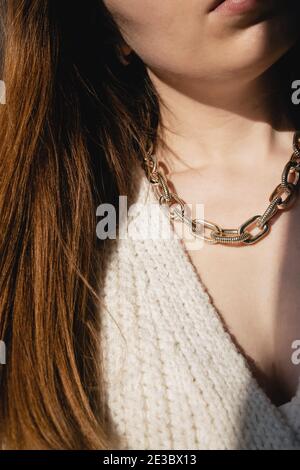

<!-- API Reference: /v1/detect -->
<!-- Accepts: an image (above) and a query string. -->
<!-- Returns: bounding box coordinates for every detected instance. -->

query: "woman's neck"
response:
[149,67,294,174]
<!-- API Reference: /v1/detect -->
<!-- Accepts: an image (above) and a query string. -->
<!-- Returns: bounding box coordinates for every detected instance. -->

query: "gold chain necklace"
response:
[142,131,300,245]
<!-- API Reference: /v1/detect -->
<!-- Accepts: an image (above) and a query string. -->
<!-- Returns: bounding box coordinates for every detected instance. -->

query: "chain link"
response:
[143,131,300,245]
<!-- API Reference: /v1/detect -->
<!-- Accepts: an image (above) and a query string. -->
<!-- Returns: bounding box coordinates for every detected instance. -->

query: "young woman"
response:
[1,0,300,450]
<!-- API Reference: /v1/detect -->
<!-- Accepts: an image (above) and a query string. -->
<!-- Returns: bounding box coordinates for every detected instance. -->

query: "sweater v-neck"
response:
[134,169,300,446]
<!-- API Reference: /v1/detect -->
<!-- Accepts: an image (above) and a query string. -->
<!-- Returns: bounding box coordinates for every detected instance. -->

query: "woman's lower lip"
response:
[212,0,259,16]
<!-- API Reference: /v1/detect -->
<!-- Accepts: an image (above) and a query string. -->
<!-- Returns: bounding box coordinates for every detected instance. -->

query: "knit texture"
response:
[99,169,300,450]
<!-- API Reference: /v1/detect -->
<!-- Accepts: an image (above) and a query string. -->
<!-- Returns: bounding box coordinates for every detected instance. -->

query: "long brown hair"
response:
[0,0,159,449]
[0,0,299,450]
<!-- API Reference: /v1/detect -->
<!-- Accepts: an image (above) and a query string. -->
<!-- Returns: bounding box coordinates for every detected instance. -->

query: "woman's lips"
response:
[209,0,260,16]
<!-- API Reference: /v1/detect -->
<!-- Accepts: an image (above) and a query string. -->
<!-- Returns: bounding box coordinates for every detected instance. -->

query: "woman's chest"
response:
[182,221,300,406]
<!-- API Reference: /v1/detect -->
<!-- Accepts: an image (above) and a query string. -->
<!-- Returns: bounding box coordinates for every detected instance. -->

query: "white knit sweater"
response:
[99,169,300,450]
